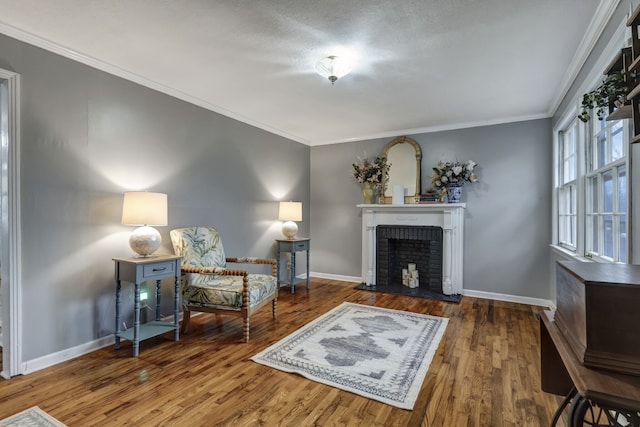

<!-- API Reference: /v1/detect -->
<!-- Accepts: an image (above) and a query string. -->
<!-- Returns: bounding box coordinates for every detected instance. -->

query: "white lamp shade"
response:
[278,201,302,222]
[121,192,168,226]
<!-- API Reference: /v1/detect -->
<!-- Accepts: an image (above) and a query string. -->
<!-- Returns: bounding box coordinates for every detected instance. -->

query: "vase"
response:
[446,183,463,203]
[362,182,375,204]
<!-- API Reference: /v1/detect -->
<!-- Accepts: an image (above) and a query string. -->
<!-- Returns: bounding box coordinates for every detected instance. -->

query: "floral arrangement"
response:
[431,160,478,188]
[352,155,390,190]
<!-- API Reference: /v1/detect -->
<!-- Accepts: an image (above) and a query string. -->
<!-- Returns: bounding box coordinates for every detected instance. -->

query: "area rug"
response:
[251,302,448,410]
[0,406,66,427]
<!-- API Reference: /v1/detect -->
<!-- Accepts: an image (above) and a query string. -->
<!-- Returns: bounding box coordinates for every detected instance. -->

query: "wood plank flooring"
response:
[0,279,563,426]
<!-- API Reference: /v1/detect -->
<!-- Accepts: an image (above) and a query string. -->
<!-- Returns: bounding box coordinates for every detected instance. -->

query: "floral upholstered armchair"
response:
[170,226,278,342]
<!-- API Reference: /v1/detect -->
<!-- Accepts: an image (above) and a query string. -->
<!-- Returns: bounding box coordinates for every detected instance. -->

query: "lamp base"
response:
[281,221,298,239]
[129,226,161,257]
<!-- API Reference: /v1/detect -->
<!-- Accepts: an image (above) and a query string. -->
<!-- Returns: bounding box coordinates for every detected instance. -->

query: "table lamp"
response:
[121,191,168,257]
[278,201,302,239]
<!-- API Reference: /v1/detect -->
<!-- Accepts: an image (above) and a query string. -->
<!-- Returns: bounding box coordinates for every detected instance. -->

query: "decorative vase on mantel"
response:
[445,183,463,203]
[362,182,375,204]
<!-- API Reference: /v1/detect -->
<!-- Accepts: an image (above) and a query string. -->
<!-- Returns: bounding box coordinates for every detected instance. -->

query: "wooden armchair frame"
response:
[180,257,277,342]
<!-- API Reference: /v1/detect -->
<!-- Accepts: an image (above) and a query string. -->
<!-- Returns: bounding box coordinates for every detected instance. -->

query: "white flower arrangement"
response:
[431,160,479,188]
[352,155,390,190]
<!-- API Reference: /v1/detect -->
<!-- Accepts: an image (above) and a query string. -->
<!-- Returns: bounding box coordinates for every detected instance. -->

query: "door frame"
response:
[0,68,22,378]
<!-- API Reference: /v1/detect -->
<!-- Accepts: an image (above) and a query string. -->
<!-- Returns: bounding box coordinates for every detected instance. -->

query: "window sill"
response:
[549,244,593,262]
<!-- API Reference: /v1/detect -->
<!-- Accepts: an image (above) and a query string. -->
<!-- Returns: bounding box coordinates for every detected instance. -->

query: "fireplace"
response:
[376,225,443,293]
[358,203,465,296]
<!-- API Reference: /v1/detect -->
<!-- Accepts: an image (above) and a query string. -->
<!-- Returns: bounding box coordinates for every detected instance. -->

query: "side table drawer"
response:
[142,261,176,279]
[293,241,309,251]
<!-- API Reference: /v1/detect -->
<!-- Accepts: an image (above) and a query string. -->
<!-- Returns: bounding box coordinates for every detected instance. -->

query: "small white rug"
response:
[0,407,66,427]
[252,302,448,410]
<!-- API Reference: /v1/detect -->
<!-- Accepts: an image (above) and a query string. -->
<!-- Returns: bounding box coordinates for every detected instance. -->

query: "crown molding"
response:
[309,112,551,146]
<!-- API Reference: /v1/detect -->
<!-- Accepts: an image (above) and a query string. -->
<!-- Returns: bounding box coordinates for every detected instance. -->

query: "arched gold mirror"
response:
[382,136,422,204]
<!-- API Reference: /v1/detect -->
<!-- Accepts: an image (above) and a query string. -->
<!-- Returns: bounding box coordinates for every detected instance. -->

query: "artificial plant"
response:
[578,70,633,122]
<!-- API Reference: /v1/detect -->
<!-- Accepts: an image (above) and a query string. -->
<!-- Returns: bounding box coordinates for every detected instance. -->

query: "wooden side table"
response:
[113,254,181,356]
[276,238,310,294]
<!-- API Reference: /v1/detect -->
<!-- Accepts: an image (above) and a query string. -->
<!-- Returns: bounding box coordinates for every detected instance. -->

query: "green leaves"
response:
[579,71,632,123]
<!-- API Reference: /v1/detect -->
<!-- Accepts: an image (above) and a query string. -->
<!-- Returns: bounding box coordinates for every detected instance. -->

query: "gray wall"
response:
[311,119,553,299]
[0,33,310,361]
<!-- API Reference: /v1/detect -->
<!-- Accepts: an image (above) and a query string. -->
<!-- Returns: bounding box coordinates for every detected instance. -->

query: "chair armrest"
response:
[226,257,277,265]
[181,257,277,278]
[181,265,247,277]
[226,257,277,277]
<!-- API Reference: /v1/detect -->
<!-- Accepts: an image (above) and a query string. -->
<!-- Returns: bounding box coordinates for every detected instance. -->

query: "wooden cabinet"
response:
[543,262,640,424]
[555,261,640,376]
[540,310,640,422]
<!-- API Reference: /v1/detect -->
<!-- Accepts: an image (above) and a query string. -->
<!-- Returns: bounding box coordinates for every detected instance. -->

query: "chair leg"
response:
[181,310,191,334]
[243,316,250,343]
[215,314,224,328]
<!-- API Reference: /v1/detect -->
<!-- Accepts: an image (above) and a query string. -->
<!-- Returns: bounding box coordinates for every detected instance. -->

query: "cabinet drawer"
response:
[293,241,308,251]
[142,261,176,279]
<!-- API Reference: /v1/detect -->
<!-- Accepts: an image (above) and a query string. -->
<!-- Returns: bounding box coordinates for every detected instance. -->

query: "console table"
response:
[540,311,640,426]
[113,255,181,356]
[276,238,310,294]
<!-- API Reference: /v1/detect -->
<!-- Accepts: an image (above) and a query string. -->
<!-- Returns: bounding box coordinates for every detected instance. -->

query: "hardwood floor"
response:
[0,279,563,426]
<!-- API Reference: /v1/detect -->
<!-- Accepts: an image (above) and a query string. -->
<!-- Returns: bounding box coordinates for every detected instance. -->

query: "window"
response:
[555,108,629,263]
[585,119,628,262]
[557,120,578,251]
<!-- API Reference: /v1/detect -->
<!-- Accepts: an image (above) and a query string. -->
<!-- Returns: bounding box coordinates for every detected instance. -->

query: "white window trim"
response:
[553,108,586,256]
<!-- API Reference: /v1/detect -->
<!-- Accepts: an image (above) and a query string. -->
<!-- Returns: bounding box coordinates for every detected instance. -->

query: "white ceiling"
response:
[0,0,612,145]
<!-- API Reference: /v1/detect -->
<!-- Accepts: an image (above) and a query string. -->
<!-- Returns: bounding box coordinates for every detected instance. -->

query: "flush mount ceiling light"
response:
[315,55,352,85]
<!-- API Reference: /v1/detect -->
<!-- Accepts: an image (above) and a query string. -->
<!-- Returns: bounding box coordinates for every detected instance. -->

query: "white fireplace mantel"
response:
[358,203,466,295]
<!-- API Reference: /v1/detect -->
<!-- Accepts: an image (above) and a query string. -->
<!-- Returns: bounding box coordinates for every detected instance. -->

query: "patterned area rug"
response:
[251,302,448,410]
[0,407,66,427]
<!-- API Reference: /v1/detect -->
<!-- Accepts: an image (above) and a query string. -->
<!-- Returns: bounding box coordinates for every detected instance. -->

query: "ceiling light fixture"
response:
[315,56,352,85]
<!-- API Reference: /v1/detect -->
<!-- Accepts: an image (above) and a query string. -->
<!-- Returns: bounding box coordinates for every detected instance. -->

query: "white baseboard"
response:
[23,335,115,375]
[22,313,183,375]
[309,272,362,283]
[309,272,555,309]
[462,289,555,309]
